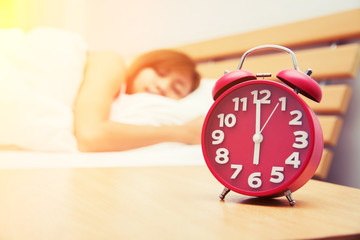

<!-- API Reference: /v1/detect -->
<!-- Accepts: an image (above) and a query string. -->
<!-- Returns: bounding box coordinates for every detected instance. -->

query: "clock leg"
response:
[284,190,296,206]
[219,187,230,200]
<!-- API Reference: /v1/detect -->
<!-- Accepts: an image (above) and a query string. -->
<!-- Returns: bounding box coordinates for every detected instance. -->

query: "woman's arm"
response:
[74,51,202,152]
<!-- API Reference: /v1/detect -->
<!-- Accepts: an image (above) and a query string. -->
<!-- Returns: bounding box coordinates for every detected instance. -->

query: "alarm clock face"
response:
[202,80,315,197]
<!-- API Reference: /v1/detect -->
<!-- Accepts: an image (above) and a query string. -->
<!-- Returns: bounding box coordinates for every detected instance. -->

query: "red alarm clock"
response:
[201,45,323,206]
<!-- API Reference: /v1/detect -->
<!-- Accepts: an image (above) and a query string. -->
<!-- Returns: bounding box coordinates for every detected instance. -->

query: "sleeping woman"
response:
[74,49,204,152]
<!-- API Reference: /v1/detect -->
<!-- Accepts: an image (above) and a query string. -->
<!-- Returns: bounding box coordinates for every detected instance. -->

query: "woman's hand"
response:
[179,116,205,145]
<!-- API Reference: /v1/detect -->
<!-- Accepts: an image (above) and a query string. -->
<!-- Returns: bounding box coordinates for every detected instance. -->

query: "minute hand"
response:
[253,101,262,165]
[255,101,261,134]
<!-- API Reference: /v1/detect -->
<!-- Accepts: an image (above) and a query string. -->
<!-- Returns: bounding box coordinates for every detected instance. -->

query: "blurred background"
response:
[1,0,360,188]
[1,0,359,59]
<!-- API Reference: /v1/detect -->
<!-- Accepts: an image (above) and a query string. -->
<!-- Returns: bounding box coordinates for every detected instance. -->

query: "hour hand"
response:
[253,133,263,165]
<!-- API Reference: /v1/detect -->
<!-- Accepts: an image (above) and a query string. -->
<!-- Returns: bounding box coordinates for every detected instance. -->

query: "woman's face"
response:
[129,67,194,100]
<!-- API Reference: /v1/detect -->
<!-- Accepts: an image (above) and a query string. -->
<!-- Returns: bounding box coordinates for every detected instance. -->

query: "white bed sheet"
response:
[0,143,205,169]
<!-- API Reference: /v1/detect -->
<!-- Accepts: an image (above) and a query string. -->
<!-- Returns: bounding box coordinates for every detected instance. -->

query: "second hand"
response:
[260,102,279,134]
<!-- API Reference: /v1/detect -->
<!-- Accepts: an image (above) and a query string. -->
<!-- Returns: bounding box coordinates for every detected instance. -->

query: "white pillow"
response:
[110,79,216,126]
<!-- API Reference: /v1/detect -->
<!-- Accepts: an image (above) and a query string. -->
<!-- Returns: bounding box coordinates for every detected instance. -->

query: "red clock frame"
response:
[202,79,323,202]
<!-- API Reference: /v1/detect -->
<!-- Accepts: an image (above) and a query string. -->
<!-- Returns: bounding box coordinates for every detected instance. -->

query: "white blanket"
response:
[0,27,88,152]
[0,27,217,168]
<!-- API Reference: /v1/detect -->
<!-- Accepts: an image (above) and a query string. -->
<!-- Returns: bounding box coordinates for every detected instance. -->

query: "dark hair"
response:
[126,49,201,93]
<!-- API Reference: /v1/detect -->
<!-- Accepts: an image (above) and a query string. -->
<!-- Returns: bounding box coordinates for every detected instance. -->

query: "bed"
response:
[0,27,215,169]
[1,9,359,178]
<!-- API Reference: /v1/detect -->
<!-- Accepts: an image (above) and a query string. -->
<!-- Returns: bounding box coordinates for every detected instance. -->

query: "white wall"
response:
[67,0,360,59]
[32,0,360,188]
[327,73,360,189]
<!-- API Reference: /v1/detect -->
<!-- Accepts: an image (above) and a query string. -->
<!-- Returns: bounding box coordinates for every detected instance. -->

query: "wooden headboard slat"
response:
[315,149,333,179]
[318,116,343,146]
[176,8,360,62]
[197,43,360,80]
[304,84,352,114]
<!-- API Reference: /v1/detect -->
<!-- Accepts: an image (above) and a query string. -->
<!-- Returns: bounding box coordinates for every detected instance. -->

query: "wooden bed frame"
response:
[176,8,360,180]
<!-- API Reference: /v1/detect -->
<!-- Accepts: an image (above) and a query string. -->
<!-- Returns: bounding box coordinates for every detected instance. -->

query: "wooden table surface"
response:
[0,166,359,240]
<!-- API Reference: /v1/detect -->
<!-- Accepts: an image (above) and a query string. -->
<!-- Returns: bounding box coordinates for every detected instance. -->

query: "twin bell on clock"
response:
[201,45,324,206]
